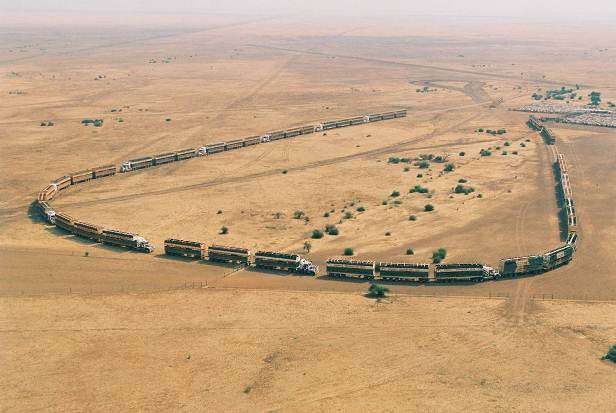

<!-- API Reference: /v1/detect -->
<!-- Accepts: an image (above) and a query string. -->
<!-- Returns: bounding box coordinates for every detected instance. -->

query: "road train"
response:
[32,110,579,283]
[164,239,317,275]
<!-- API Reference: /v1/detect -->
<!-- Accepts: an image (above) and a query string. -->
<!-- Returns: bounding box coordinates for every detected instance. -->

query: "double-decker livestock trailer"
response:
[202,142,226,154]
[39,184,58,201]
[285,127,302,138]
[378,262,429,282]
[499,255,545,277]
[301,125,316,134]
[434,263,488,282]
[73,221,102,240]
[164,239,205,259]
[367,113,383,122]
[350,116,365,125]
[322,120,337,130]
[54,212,76,232]
[177,148,197,160]
[326,259,375,279]
[93,164,116,178]
[207,245,250,265]
[543,244,574,270]
[225,139,244,150]
[54,175,72,191]
[153,152,176,165]
[269,130,285,140]
[70,169,94,185]
[243,136,261,146]
[381,111,396,120]
[254,251,317,275]
[335,118,351,127]
[394,109,407,118]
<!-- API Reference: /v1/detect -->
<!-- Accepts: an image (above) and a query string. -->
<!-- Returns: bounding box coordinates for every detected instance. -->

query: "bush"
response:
[433,155,445,163]
[406,248,414,255]
[504,141,511,146]
[282,170,288,174]
[416,160,430,169]
[403,166,410,172]
[220,226,228,235]
[458,178,467,183]
[408,215,417,221]
[432,248,447,263]
[454,184,475,195]
[356,206,365,212]
[477,128,484,132]
[366,283,389,298]
[443,163,455,172]
[323,212,330,217]
[480,149,492,157]
[416,173,423,178]
[388,157,400,164]
[325,224,339,236]
[390,190,400,197]
[385,231,391,236]
[459,151,465,156]
[165,118,171,122]
[343,211,353,219]
[410,185,429,194]
[477,194,483,198]
[520,143,526,147]
[293,210,305,219]
[343,247,354,256]
[393,199,402,205]
[512,151,518,155]
[602,344,616,363]
[311,229,324,239]
[382,200,388,205]
[502,151,508,155]
[424,204,434,212]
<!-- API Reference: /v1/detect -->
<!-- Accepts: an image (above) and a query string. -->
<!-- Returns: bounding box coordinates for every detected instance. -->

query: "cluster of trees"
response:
[40,120,54,127]
[82,118,103,127]
[409,185,429,194]
[454,184,475,195]
[589,91,601,106]
[432,248,447,263]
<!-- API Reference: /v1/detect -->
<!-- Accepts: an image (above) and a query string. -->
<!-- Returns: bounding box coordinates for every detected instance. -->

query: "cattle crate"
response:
[301,125,315,134]
[207,245,250,265]
[378,262,429,282]
[176,148,196,160]
[254,251,300,271]
[243,136,261,146]
[285,128,302,138]
[164,238,205,259]
[269,131,285,140]
[394,110,407,118]
[54,175,72,190]
[434,264,485,282]
[153,152,176,165]
[225,139,244,150]
[70,169,94,185]
[326,259,375,279]
[93,165,116,178]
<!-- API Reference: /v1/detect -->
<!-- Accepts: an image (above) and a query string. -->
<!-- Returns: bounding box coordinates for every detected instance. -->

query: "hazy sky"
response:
[4,0,616,20]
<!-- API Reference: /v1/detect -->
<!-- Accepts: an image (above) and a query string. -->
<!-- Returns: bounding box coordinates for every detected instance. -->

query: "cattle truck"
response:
[92,164,116,179]
[70,169,94,185]
[254,251,317,275]
[100,229,154,253]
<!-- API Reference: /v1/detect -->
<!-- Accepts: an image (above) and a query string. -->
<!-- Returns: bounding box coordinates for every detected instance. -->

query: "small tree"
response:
[443,163,454,172]
[343,211,353,219]
[602,344,616,363]
[424,204,434,212]
[343,247,354,256]
[408,215,417,221]
[356,206,365,212]
[325,224,339,235]
[390,190,400,197]
[406,248,414,255]
[293,210,305,219]
[459,151,465,156]
[303,241,312,254]
[311,229,324,239]
[220,226,228,235]
[366,283,389,298]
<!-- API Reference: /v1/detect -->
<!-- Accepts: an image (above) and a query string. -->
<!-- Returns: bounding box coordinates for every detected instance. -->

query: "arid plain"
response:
[1,13,615,411]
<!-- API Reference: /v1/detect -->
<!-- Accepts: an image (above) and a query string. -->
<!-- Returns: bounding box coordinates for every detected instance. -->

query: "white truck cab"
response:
[120,162,132,173]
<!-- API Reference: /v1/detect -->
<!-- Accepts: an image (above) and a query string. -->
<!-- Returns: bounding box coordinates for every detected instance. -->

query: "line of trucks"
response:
[164,239,318,275]
[33,110,578,283]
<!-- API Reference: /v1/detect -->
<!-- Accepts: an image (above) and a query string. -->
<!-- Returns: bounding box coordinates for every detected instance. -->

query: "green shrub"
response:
[343,211,353,219]
[502,151,508,155]
[390,190,400,197]
[512,151,518,155]
[410,185,429,194]
[602,344,616,363]
[220,226,228,235]
[417,173,423,178]
[458,178,467,183]
[432,247,447,263]
[416,160,430,169]
[403,166,410,172]
[385,231,391,236]
[408,215,417,221]
[454,185,475,195]
[480,149,492,157]
[323,212,330,217]
[443,163,455,172]
[393,199,402,205]
[325,224,339,235]
[388,157,400,164]
[366,283,389,298]
[293,210,305,219]
[477,128,484,132]
[459,151,465,156]
[406,248,414,255]
[311,229,324,239]
[343,247,354,256]
[382,200,388,205]
[504,141,511,146]
[356,206,365,212]
[424,204,434,212]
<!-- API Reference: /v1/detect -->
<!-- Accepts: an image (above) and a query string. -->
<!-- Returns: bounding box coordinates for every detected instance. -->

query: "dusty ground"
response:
[1,289,615,412]
[0,13,615,412]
